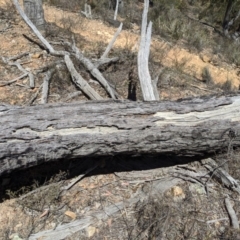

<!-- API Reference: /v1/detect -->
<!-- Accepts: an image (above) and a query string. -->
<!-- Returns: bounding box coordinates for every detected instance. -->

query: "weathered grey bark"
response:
[64,55,103,100]
[23,0,45,35]
[1,95,240,176]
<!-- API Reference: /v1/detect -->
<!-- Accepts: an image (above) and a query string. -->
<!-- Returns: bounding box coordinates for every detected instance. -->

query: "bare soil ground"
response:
[1,0,240,239]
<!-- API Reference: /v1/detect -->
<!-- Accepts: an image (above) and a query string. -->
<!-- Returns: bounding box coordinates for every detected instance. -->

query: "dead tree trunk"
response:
[1,95,240,176]
[138,0,156,101]
[23,0,45,35]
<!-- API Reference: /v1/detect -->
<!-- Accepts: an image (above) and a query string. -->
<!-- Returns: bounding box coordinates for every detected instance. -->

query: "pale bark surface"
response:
[1,95,240,176]
[138,0,156,101]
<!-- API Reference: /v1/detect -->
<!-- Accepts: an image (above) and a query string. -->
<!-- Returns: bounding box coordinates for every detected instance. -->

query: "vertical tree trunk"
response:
[23,0,45,35]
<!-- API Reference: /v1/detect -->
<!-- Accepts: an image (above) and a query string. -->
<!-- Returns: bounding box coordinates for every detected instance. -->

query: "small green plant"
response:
[201,67,214,85]
[219,79,233,92]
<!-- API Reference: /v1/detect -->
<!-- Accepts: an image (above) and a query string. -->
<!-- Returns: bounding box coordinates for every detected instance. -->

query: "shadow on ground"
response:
[0,153,209,202]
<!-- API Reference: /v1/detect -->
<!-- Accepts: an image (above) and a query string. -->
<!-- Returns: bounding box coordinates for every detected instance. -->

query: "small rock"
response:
[172,186,183,196]
[87,226,96,237]
[65,210,76,220]
[170,186,185,201]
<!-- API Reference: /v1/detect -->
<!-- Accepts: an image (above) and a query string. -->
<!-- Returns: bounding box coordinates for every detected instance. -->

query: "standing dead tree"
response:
[81,2,92,19]
[138,0,158,101]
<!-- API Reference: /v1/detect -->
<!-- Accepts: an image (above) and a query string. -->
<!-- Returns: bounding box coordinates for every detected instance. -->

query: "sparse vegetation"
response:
[219,79,234,92]
[202,66,214,85]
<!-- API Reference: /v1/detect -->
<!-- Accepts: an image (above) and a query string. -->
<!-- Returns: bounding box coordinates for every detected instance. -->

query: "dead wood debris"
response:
[0,73,28,87]
[202,158,240,194]
[12,0,121,103]
[225,196,239,229]
[64,55,103,100]
[41,68,55,104]
[2,54,34,88]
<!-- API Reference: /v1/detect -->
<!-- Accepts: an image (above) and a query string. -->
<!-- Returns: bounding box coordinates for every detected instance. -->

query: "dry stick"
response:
[225,196,239,229]
[13,0,113,101]
[41,69,55,104]
[64,91,82,101]
[13,0,117,100]
[94,57,119,68]
[60,163,99,192]
[202,158,240,194]
[15,83,29,88]
[2,57,35,88]
[207,218,228,224]
[65,41,117,99]
[22,34,48,52]
[189,84,219,93]
[13,0,68,56]
[138,0,156,101]
[64,55,103,100]
[7,52,29,61]
[36,60,65,74]
[29,196,141,240]
[28,84,43,105]
[0,73,28,87]
[101,22,123,59]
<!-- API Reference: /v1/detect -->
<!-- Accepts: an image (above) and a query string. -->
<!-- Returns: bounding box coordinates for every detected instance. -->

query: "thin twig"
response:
[0,73,28,87]
[60,163,99,192]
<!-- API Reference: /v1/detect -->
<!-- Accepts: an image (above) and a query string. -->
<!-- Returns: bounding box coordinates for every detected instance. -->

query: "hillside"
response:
[1,0,240,239]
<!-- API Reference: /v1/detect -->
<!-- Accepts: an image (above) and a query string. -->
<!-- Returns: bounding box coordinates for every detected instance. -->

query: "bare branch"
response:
[2,56,35,88]
[101,22,123,59]
[65,41,117,99]
[64,55,103,100]
[225,196,239,229]
[0,73,28,87]
[41,69,55,104]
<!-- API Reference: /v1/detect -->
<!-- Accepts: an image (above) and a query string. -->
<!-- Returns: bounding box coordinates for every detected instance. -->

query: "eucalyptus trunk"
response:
[23,0,45,35]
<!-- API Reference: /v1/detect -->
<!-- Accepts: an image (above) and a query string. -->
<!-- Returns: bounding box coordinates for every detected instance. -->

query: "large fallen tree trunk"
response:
[1,95,240,176]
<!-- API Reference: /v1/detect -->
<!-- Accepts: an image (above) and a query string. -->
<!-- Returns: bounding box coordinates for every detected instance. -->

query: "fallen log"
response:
[1,94,240,176]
